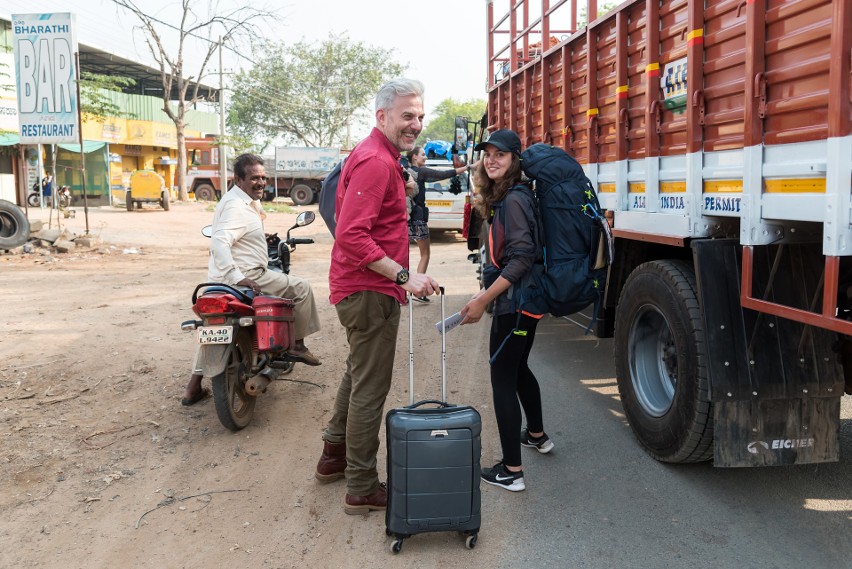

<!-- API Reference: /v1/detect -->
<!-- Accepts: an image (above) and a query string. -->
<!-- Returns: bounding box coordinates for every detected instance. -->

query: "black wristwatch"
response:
[394,268,410,286]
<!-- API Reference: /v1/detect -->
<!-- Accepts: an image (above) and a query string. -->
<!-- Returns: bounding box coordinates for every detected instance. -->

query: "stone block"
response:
[53,239,76,253]
[74,236,101,248]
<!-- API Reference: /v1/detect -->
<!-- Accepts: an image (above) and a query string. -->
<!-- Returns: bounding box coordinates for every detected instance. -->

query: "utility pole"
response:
[218,37,228,193]
[74,51,89,234]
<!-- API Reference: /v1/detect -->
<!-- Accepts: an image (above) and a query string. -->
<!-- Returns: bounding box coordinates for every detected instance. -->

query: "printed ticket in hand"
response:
[435,311,464,335]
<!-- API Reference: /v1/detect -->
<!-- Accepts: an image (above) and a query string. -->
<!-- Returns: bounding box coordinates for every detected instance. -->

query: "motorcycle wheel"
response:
[211,329,256,431]
[59,193,71,209]
[27,194,41,207]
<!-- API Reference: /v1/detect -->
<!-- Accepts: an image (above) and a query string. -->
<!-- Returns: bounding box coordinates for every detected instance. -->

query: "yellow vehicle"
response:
[126,170,170,211]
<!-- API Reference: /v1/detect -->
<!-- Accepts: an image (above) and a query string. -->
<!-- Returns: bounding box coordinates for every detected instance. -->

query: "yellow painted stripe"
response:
[616,85,628,94]
[646,63,660,73]
[629,183,645,193]
[660,181,687,193]
[704,180,743,193]
[598,183,616,193]
[587,108,599,118]
[687,29,704,41]
[764,178,826,193]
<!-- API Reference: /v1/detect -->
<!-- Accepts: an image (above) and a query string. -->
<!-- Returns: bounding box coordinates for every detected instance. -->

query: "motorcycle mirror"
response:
[201,225,213,238]
[295,211,315,227]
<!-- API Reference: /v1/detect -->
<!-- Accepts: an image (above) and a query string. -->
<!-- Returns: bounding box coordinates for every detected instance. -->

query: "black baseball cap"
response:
[474,129,522,156]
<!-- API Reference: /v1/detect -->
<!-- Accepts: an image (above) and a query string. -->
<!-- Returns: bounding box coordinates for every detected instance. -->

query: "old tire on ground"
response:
[161,190,170,211]
[211,329,256,431]
[290,184,314,206]
[125,191,133,212]
[195,183,216,202]
[614,259,714,463]
[0,199,30,249]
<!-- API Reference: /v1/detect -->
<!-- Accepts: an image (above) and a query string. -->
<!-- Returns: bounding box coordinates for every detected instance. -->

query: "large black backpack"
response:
[516,143,612,318]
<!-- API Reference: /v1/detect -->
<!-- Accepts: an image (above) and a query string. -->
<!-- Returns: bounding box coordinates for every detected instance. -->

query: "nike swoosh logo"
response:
[495,474,516,481]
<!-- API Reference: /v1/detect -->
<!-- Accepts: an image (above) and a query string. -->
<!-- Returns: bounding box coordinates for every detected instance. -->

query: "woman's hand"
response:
[460,290,488,325]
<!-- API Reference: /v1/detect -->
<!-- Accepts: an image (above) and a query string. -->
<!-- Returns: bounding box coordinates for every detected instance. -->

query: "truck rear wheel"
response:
[290,184,314,206]
[125,191,134,212]
[195,183,216,202]
[614,259,714,463]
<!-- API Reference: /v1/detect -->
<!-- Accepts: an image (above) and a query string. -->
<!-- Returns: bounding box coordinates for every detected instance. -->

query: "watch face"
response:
[397,269,409,284]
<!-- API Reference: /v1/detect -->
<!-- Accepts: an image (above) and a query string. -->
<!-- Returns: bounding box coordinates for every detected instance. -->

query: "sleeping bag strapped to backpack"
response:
[515,143,612,318]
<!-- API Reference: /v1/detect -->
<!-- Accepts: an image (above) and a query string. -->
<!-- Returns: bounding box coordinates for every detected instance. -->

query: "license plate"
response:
[427,200,453,207]
[198,325,233,344]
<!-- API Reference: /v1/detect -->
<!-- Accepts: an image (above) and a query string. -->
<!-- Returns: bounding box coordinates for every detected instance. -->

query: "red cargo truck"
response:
[484,0,851,467]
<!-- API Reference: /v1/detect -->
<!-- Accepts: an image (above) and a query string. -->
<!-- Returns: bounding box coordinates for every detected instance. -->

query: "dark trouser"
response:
[323,291,400,496]
[489,312,543,468]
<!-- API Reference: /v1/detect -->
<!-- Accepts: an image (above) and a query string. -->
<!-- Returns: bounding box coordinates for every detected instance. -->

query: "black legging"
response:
[489,312,544,468]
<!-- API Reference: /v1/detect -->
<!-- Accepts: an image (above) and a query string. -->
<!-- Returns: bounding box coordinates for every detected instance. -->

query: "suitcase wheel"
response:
[390,538,404,554]
[464,532,478,550]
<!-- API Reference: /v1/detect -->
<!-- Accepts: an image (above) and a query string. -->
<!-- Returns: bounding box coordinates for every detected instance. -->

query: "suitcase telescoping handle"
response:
[408,286,446,406]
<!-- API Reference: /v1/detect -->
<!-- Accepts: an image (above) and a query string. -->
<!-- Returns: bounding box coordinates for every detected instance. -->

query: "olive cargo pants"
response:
[323,291,400,496]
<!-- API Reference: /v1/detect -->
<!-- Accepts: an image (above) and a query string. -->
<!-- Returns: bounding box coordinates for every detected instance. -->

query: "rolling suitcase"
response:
[385,289,481,554]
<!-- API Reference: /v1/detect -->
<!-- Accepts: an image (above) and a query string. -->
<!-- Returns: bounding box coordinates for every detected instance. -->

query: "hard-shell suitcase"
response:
[385,290,481,554]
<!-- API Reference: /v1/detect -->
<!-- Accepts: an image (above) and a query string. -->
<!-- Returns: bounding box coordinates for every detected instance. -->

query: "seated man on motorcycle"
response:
[181,153,322,406]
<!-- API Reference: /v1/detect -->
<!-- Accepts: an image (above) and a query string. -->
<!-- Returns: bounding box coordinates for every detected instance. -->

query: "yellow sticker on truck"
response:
[427,200,453,207]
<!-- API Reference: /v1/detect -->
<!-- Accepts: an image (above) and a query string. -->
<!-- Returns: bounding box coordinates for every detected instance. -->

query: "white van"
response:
[421,159,469,232]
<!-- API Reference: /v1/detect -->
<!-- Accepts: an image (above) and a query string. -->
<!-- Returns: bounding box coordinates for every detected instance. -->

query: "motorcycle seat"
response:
[199,285,256,301]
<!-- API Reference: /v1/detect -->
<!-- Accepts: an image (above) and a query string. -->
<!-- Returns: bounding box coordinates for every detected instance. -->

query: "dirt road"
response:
[1,201,504,568]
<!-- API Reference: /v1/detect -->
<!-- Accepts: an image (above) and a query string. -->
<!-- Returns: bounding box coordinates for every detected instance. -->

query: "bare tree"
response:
[114,0,274,200]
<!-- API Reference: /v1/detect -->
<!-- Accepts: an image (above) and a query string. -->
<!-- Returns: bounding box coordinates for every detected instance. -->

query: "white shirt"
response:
[207,187,267,284]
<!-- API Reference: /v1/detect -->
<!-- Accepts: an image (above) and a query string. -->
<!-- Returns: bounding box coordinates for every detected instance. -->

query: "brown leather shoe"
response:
[289,346,321,366]
[315,440,346,482]
[344,483,387,515]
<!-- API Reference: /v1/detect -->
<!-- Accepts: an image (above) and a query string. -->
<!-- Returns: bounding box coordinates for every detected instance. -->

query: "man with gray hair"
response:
[315,78,441,514]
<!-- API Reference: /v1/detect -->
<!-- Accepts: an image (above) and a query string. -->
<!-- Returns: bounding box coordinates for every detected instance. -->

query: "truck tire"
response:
[614,259,714,463]
[125,191,134,212]
[195,183,216,202]
[0,199,30,249]
[290,184,314,206]
[161,190,170,211]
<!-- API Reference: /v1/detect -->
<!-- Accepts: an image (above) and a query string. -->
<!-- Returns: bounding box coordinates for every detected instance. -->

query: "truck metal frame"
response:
[485,0,851,466]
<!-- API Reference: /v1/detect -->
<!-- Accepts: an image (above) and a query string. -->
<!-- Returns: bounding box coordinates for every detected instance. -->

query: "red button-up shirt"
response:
[329,128,408,305]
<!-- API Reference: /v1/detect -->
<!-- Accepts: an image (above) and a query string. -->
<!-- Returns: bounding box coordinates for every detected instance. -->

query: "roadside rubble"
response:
[1,218,105,256]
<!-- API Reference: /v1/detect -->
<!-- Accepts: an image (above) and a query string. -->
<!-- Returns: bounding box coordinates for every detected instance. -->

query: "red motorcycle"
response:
[181,211,315,430]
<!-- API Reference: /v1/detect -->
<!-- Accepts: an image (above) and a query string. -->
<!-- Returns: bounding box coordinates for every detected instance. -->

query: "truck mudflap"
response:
[196,343,234,380]
[714,399,841,467]
[693,239,845,467]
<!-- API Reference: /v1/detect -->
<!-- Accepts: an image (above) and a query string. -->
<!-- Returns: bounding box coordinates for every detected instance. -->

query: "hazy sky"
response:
[3,0,489,138]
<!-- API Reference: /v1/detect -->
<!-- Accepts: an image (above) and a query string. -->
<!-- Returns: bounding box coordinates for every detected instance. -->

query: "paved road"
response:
[485,315,851,569]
